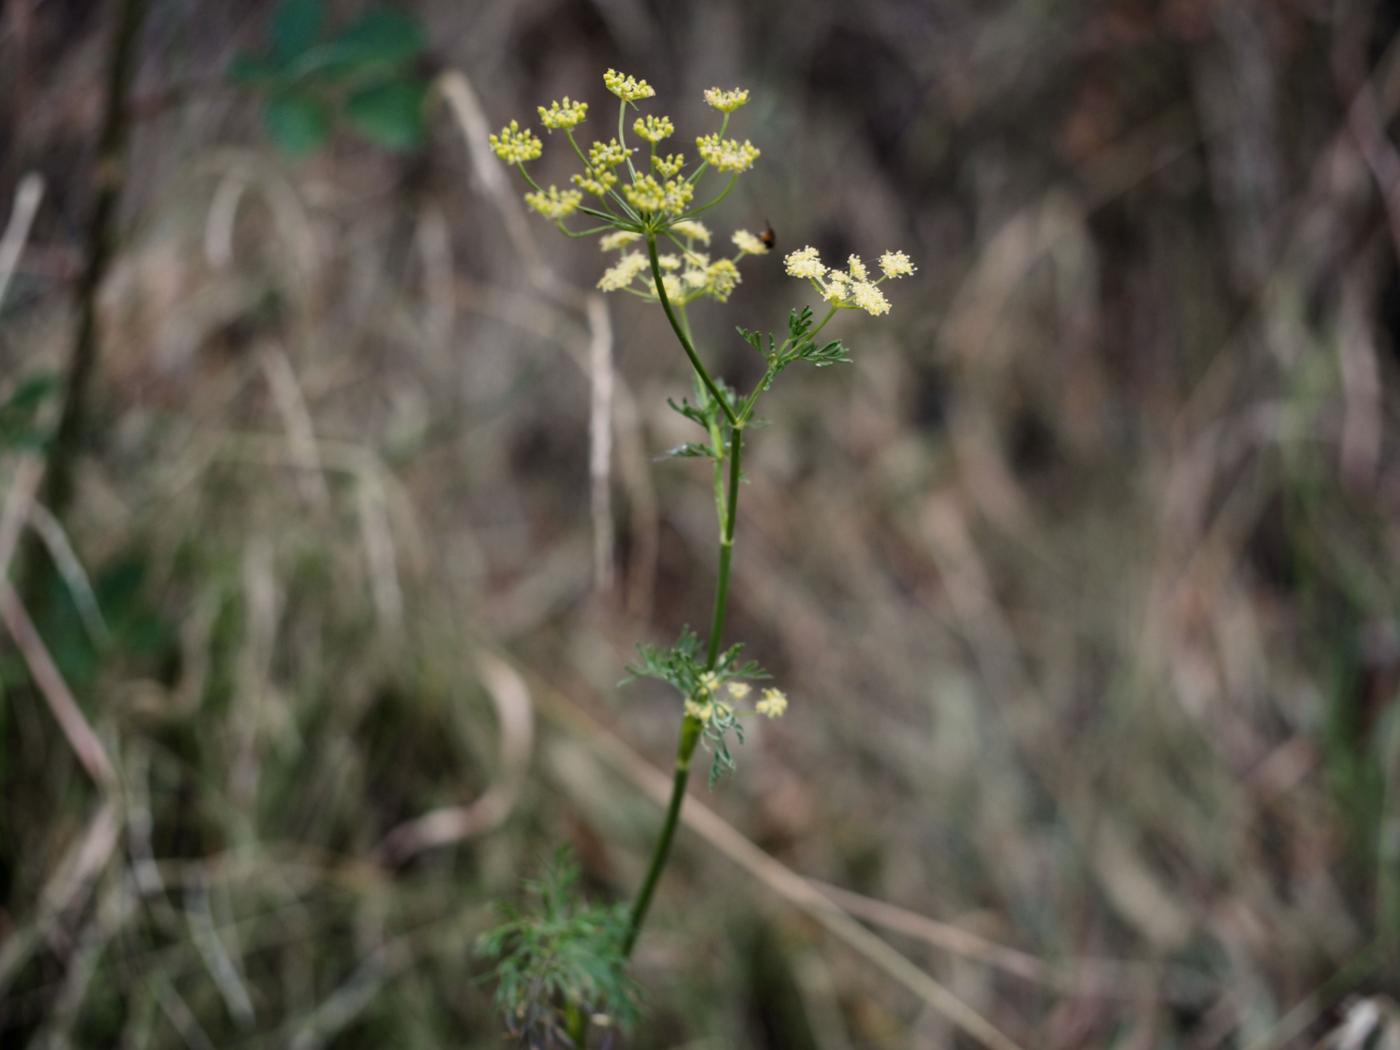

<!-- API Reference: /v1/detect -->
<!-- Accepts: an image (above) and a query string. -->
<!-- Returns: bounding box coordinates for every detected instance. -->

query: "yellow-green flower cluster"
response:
[879,250,916,278]
[599,230,641,251]
[524,186,582,220]
[683,677,788,722]
[604,68,655,102]
[537,97,588,130]
[595,220,759,305]
[622,173,694,215]
[783,245,916,317]
[696,133,760,173]
[652,152,685,178]
[589,138,632,169]
[783,245,826,280]
[731,229,770,256]
[488,69,766,278]
[672,220,711,245]
[571,167,617,197]
[488,120,542,164]
[703,86,750,113]
[597,250,649,291]
[756,688,788,719]
[633,114,675,143]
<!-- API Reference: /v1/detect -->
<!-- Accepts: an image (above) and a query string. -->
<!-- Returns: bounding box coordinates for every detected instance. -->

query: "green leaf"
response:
[228,53,282,86]
[788,305,815,341]
[4,374,58,414]
[666,396,710,429]
[271,0,322,60]
[658,441,715,460]
[344,78,427,150]
[796,339,852,367]
[319,7,425,78]
[263,91,331,155]
[0,374,59,450]
[735,325,767,354]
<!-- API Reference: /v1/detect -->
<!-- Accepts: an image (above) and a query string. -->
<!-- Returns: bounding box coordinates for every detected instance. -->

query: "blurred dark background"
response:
[2,0,1400,1046]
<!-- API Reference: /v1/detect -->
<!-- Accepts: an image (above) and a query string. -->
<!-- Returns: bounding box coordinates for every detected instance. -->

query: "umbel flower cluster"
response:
[489,69,916,313]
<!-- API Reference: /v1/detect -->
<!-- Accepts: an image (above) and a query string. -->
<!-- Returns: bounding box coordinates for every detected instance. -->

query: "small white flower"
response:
[671,220,712,244]
[705,259,741,301]
[851,280,891,316]
[597,251,648,291]
[822,270,851,303]
[756,688,789,718]
[731,230,769,255]
[599,231,641,251]
[878,250,916,278]
[784,245,827,280]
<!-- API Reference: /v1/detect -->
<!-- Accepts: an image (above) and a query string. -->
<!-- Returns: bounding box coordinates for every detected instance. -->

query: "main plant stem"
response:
[643,235,736,426]
[705,422,742,668]
[623,236,747,959]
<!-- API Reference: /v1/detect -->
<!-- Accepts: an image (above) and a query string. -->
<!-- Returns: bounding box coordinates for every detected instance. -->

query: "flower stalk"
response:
[480,68,916,1041]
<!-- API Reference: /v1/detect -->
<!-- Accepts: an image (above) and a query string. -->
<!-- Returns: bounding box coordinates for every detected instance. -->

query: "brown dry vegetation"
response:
[3,1,1400,1047]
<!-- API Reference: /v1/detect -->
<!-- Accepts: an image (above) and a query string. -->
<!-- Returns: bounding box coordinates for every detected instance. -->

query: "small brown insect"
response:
[758,222,776,250]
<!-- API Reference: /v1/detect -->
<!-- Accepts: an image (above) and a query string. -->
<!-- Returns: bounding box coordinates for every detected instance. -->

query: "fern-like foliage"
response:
[478,850,637,1046]
[736,305,852,395]
[626,628,767,785]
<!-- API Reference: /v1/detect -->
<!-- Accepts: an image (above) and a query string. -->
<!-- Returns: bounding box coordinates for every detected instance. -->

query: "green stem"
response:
[619,100,638,183]
[644,234,737,426]
[705,424,743,668]
[621,428,743,957]
[808,303,839,342]
[624,257,751,961]
[564,1001,588,1047]
[557,222,616,238]
[678,174,738,220]
[686,112,731,185]
[622,714,703,957]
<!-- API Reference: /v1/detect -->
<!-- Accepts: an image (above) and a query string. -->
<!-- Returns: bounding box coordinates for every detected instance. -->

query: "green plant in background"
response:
[480,70,916,1043]
[230,0,429,155]
[0,375,57,453]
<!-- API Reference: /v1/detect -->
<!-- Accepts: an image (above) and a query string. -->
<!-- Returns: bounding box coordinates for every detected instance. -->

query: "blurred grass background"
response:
[3,0,1400,1046]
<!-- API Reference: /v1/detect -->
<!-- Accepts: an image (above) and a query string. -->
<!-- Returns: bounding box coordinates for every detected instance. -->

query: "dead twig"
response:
[0,173,43,308]
[0,582,116,789]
